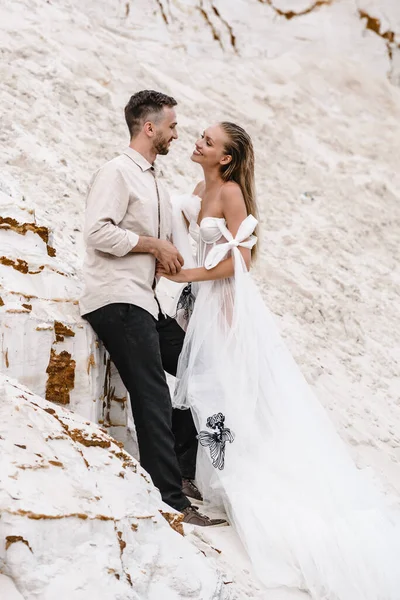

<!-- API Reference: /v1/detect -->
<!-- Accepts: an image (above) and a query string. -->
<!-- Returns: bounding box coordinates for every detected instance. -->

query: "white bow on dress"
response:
[204,214,258,270]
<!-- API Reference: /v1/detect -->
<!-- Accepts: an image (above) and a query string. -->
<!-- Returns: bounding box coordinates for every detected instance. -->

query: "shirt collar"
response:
[123,147,153,172]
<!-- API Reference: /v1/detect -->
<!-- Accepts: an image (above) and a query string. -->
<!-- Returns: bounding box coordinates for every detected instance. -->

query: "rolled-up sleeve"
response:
[84,163,139,257]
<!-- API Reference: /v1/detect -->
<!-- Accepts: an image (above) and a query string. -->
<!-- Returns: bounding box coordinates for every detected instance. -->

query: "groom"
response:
[80,90,224,526]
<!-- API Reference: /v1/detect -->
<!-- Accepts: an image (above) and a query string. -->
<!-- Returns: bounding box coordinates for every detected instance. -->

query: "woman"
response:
[157,122,400,599]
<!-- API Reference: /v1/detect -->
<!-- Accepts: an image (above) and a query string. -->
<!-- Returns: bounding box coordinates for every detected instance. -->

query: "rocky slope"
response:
[0,375,228,600]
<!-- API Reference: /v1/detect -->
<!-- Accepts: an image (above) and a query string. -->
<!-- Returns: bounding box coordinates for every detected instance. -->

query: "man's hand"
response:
[152,239,184,275]
[131,236,184,274]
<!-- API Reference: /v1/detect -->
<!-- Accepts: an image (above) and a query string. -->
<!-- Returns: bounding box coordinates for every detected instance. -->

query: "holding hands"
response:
[153,239,184,275]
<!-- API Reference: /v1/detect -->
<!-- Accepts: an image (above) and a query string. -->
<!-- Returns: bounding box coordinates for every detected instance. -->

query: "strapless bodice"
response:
[173,193,257,270]
[188,216,227,269]
[189,217,226,245]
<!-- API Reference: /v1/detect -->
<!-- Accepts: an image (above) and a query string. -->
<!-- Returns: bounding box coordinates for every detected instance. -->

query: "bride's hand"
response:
[156,262,190,283]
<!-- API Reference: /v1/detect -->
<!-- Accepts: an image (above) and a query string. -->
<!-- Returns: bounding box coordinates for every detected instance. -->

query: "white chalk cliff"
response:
[0,375,227,600]
[1,0,400,598]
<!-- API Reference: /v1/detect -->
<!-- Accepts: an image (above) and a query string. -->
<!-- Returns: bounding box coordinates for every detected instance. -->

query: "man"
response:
[80,90,224,526]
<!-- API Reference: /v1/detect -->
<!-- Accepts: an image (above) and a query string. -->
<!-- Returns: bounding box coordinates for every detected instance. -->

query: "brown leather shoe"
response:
[182,478,203,502]
[182,505,227,527]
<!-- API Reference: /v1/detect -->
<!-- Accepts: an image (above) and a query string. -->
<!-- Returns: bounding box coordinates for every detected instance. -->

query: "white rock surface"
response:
[0,192,98,412]
[1,0,400,598]
[0,375,227,600]
[0,190,132,449]
[0,574,25,600]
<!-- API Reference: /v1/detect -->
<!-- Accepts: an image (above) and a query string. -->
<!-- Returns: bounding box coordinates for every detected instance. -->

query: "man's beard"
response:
[154,132,170,155]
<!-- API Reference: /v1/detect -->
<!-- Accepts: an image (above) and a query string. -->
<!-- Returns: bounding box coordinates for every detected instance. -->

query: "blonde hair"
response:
[219,122,259,258]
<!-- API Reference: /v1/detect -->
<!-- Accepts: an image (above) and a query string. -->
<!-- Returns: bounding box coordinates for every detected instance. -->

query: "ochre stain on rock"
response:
[4,508,122,523]
[54,321,75,342]
[211,5,237,53]
[110,449,137,472]
[76,447,90,468]
[45,348,75,405]
[48,408,112,451]
[0,256,64,277]
[114,395,127,403]
[8,290,75,304]
[0,216,57,257]
[8,509,93,520]
[87,352,96,374]
[198,7,223,50]
[107,568,119,579]
[10,291,35,300]
[102,357,128,425]
[359,10,395,43]
[155,0,168,25]
[122,460,136,471]
[260,0,333,19]
[358,10,399,60]
[66,427,111,449]
[5,535,33,553]
[117,530,126,554]
[0,216,48,242]
[17,463,49,471]
[140,472,151,484]
[159,510,184,536]
[48,460,64,468]
[0,256,29,274]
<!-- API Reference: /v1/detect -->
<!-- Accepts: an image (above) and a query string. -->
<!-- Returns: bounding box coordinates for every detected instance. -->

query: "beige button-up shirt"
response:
[79,147,172,319]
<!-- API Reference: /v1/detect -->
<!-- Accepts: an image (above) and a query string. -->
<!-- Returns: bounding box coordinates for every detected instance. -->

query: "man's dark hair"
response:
[124,90,177,139]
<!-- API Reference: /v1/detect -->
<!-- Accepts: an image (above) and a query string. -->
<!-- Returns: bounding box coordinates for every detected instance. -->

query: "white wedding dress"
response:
[169,194,400,600]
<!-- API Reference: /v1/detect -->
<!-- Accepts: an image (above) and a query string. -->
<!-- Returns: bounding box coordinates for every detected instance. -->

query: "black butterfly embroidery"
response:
[198,413,235,470]
[176,283,195,324]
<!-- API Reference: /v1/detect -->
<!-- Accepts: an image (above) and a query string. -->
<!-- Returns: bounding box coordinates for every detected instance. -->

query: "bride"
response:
[156,122,400,599]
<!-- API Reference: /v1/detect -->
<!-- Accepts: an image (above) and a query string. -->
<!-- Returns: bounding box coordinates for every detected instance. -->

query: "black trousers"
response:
[84,303,198,511]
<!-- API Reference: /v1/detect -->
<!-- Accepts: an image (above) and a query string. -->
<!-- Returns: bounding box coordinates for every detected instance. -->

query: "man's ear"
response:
[143,121,154,137]
[220,154,232,165]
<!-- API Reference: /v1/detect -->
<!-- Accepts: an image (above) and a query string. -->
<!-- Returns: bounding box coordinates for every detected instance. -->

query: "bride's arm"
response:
[159,184,251,283]
[166,256,235,283]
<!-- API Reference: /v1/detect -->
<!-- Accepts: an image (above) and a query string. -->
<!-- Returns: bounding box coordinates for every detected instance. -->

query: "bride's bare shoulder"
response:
[220,181,247,222]
[221,180,242,194]
[193,180,205,198]
[220,181,245,205]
